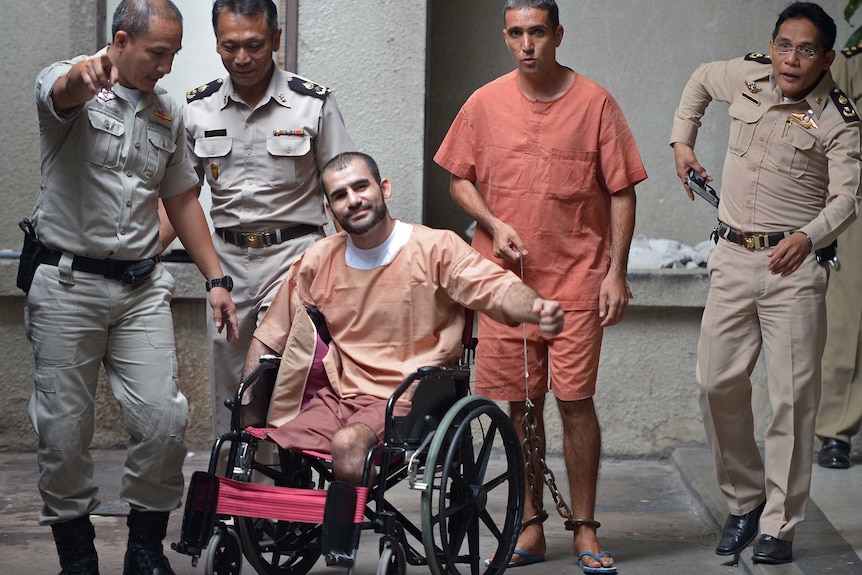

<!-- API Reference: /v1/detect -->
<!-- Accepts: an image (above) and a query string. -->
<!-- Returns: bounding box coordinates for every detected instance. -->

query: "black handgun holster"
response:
[16,218,43,293]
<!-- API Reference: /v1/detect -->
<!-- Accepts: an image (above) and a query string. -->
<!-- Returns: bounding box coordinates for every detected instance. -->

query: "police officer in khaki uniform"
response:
[27,1,238,574]
[671,2,861,565]
[183,0,356,437]
[815,42,862,469]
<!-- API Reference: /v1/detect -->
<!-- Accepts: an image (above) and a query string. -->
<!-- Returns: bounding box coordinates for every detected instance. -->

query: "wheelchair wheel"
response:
[235,450,325,575]
[420,396,524,575]
[237,518,321,575]
[377,537,407,575]
[204,527,242,575]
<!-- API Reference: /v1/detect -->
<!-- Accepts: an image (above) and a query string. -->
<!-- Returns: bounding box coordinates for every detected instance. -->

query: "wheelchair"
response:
[172,309,526,575]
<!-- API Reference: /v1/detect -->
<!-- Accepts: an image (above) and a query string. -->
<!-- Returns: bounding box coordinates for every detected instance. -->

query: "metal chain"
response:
[518,254,597,532]
[522,400,578,529]
[521,399,548,527]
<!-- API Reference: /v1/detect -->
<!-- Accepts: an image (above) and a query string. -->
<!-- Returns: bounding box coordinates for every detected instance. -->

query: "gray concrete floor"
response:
[1,448,860,575]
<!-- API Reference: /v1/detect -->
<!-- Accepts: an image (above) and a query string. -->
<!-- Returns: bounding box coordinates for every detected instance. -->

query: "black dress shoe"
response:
[752,534,792,564]
[715,500,766,556]
[818,438,851,469]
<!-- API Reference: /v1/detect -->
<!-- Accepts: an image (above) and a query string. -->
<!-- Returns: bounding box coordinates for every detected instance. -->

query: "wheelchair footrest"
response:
[322,481,361,567]
[174,471,221,559]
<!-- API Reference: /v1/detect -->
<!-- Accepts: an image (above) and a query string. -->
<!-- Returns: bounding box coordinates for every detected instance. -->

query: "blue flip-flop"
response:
[483,549,546,568]
[578,551,617,574]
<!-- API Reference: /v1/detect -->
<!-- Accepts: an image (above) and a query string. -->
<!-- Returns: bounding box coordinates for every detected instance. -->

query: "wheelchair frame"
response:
[172,316,525,575]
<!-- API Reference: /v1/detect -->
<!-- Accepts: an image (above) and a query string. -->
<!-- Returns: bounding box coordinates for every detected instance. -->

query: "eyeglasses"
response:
[773,43,820,59]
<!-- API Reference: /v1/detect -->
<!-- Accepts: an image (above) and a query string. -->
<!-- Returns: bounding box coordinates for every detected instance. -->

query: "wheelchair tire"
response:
[420,396,524,575]
[204,527,242,575]
[237,515,323,575]
[377,538,407,575]
[234,449,326,575]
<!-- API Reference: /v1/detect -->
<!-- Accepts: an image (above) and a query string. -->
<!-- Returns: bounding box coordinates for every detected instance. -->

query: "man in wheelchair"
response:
[242,151,564,485]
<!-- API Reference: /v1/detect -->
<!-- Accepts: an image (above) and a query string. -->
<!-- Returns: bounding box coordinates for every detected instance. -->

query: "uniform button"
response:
[286,147,293,153]
[749,166,756,172]
[245,149,253,156]
[120,228,127,235]
[789,137,795,143]
[746,199,752,204]
[104,121,110,129]
[134,141,141,149]
[758,136,764,141]
[126,170,133,177]
[126,200,132,207]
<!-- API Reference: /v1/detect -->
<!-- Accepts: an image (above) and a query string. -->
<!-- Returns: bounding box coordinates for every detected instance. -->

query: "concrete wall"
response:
[296,1,427,223]
[0,0,99,255]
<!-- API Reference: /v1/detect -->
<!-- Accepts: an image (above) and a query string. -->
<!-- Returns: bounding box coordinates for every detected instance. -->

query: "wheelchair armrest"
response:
[230,355,281,432]
[384,366,470,445]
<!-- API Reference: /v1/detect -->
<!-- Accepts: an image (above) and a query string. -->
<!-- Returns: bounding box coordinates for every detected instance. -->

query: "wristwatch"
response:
[205,275,233,292]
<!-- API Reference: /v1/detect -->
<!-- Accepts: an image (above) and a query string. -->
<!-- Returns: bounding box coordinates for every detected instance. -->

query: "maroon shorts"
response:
[267,385,410,453]
[474,309,603,402]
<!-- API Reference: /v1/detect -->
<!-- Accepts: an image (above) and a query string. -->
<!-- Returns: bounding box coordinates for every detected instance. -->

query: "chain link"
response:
[517,254,598,532]
[522,400,576,528]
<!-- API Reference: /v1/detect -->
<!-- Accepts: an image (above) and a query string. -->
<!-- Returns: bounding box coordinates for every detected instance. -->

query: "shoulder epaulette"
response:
[744,52,771,64]
[186,79,223,103]
[288,76,329,100]
[830,87,860,122]
[841,43,862,58]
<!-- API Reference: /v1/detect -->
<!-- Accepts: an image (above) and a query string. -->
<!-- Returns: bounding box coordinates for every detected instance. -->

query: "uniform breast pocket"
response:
[773,126,816,178]
[79,108,125,168]
[194,136,233,186]
[144,128,177,180]
[266,135,312,186]
[548,148,596,198]
[727,101,763,157]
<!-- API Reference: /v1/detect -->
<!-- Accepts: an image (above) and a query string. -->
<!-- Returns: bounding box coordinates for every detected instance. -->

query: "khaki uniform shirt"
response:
[34,51,198,260]
[671,54,862,249]
[833,44,862,105]
[183,66,355,231]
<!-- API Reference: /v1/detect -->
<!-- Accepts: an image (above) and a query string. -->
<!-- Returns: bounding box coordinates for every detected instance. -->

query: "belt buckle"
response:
[244,233,264,248]
[744,235,756,250]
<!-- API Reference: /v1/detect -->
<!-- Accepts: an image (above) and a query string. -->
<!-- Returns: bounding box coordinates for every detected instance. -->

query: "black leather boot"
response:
[123,510,176,575]
[51,515,100,575]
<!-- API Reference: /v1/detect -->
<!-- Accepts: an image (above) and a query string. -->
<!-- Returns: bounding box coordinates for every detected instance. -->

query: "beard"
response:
[337,201,388,235]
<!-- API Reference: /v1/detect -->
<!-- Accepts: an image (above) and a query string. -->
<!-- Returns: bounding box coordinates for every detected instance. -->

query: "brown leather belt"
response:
[717,222,792,250]
[216,224,321,248]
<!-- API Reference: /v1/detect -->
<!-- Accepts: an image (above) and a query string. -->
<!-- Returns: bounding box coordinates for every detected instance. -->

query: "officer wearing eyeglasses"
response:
[670,1,861,566]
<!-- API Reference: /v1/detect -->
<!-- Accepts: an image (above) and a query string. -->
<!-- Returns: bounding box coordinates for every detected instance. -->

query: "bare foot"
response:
[488,522,546,566]
[574,524,614,571]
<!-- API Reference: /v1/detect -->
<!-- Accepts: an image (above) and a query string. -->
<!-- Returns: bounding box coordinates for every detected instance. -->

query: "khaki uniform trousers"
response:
[26,262,188,525]
[208,230,324,436]
[817,215,862,444]
[697,240,827,541]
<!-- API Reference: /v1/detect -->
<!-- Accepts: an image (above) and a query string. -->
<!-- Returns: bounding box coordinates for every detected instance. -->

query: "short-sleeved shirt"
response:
[254,223,521,401]
[183,66,355,231]
[34,50,198,260]
[434,70,647,310]
[670,54,862,247]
